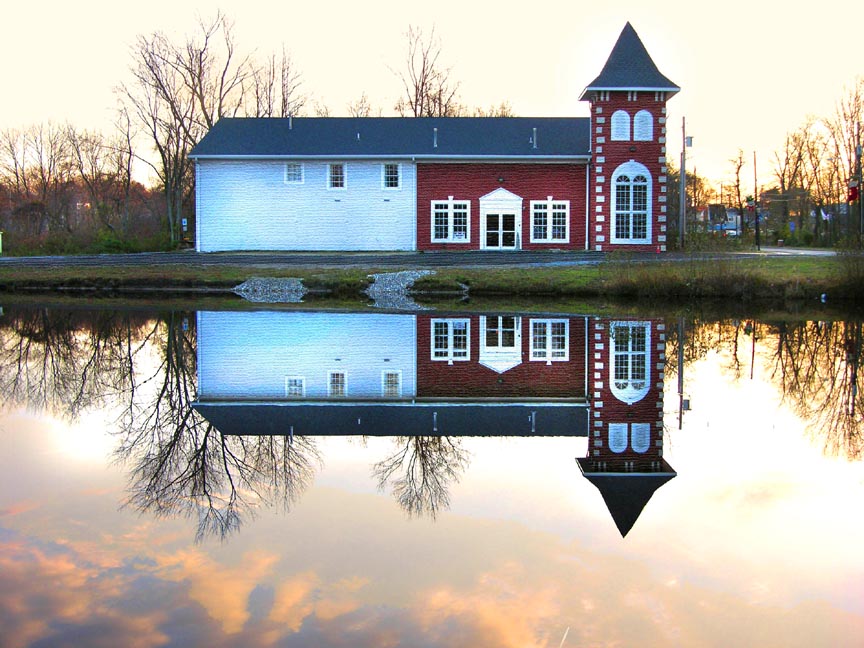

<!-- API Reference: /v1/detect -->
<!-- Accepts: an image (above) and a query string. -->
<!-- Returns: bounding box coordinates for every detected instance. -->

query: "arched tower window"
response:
[610,110,630,141]
[609,321,651,404]
[612,161,651,243]
[633,110,653,141]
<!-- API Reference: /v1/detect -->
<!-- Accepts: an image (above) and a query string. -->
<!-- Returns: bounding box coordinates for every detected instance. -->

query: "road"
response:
[0,246,835,270]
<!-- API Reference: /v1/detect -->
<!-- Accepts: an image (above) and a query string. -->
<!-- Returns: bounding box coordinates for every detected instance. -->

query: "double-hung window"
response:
[530,198,569,243]
[328,163,346,189]
[431,197,470,243]
[382,370,402,397]
[530,319,569,362]
[431,319,470,363]
[383,163,400,189]
[284,163,304,184]
[328,371,347,397]
[285,376,305,397]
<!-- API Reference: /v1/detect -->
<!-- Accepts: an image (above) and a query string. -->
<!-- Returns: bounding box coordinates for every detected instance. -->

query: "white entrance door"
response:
[480,188,523,250]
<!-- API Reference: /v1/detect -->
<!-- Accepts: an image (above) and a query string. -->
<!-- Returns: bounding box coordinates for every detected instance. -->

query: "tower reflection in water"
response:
[193,311,674,535]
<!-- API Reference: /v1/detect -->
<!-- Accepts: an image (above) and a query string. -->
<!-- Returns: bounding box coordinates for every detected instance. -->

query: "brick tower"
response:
[580,23,680,252]
[577,317,675,537]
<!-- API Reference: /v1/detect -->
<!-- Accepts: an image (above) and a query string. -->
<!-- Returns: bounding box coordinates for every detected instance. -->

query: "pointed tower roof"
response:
[580,22,679,100]
[577,458,676,537]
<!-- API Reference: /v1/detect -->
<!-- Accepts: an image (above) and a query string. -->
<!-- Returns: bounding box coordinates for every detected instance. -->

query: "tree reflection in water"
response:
[1,306,862,539]
[771,320,863,460]
[373,436,470,519]
[0,307,321,541]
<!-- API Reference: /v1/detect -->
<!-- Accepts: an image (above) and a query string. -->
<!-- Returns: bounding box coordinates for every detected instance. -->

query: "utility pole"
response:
[754,151,761,250]
[679,117,686,250]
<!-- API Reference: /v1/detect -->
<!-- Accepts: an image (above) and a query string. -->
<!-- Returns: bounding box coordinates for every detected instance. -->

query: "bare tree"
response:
[773,128,806,231]
[472,101,515,117]
[249,48,307,118]
[729,149,747,232]
[347,92,375,118]
[394,25,463,117]
[120,12,254,244]
[373,436,470,519]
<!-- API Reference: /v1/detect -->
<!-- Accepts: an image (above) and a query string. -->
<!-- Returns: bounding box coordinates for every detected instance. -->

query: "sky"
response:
[2,0,862,188]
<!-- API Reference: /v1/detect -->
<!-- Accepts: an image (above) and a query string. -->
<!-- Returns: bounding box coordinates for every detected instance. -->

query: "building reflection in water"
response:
[193,310,674,535]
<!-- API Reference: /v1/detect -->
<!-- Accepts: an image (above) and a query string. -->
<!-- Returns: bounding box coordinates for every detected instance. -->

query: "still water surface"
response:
[0,305,862,647]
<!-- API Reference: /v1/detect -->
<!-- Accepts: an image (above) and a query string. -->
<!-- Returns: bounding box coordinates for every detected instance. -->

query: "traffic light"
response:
[849,184,860,203]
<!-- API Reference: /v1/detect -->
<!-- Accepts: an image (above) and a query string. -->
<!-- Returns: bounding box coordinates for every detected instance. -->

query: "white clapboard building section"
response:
[196,311,417,401]
[195,158,417,252]
[193,310,590,437]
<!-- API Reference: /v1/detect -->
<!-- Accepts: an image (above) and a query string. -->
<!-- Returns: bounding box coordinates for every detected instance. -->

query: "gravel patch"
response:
[234,277,307,303]
[366,270,435,310]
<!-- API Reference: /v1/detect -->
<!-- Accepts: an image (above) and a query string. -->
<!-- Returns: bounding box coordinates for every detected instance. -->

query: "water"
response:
[1,305,862,647]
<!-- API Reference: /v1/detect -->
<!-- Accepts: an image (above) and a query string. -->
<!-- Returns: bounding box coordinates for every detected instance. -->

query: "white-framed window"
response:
[328,163,346,189]
[609,321,651,404]
[530,319,569,362]
[284,162,304,184]
[431,319,470,363]
[633,110,653,141]
[431,197,470,243]
[530,198,570,243]
[382,370,402,397]
[328,371,347,397]
[382,163,400,189]
[608,422,652,454]
[611,110,631,141]
[612,161,651,243]
[483,315,518,349]
[285,376,305,397]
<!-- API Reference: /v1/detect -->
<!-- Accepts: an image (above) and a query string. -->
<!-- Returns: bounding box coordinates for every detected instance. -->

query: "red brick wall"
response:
[416,163,587,251]
[589,92,670,252]
[588,317,666,459]
[416,315,586,398]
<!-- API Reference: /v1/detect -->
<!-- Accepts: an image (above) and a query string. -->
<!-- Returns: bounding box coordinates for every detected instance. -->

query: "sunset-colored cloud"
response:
[155,547,280,633]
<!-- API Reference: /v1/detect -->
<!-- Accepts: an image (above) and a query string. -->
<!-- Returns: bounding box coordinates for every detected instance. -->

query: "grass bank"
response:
[0,253,860,306]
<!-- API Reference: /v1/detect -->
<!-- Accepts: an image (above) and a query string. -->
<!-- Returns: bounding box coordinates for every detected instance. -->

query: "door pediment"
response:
[479,187,523,204]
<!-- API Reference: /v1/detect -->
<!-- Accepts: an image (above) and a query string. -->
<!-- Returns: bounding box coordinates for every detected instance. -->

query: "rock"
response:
[234,277,307,303]
[366,270,435,310]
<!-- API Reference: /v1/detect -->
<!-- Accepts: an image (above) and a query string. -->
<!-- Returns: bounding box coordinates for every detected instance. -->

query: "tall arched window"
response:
[610,110,630,141]
[612,161,651,243]
[609,321,651,404]
[633,110,653,141]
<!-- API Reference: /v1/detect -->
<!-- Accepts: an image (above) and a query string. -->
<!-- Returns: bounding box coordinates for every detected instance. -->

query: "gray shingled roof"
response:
[580,22,679,98]
[189,117,591,160]
[193,402,590,437]
[577,457,677,537]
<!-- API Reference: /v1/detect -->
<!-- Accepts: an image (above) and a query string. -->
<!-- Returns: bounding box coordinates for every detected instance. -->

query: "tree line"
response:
[4,11,859,253]
[672,78,864,248]
[0,14,511,254]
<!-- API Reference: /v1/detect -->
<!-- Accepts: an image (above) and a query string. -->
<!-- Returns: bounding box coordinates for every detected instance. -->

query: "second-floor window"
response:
[383,163,400,189]
[284,163,303,184]
[328,371,347,396]
[328,163,346,189]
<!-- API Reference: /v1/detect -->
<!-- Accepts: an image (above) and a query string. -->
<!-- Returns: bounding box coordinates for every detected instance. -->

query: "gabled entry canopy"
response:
[579,22,680,99]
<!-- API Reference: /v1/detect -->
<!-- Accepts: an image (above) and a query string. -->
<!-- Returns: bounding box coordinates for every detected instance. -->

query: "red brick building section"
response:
[416,163,587,251]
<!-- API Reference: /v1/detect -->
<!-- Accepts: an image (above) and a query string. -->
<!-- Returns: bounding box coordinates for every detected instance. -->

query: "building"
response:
[189,23,679,253]
[576,318,676,537]
[192,311,590,436]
